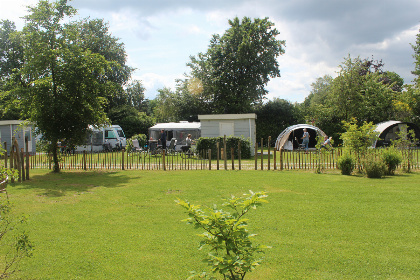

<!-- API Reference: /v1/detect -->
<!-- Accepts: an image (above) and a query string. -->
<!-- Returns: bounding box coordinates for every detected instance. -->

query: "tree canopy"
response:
[1,0,133,172]
[301,55,411,142]
[186,17,285,114]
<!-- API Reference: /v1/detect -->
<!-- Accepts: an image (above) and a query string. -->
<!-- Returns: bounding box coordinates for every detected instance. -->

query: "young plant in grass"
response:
[381,147,402,175]
[392,125,418,172]
[340,118,379,173]
[313,134,333,174]
[337,153,355,175]
[0,145,33,278]
[176,191,270,280]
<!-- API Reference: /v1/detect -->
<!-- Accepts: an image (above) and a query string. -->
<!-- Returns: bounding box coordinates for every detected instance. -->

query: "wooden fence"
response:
[21,146,420,172]
[3,138,420,174]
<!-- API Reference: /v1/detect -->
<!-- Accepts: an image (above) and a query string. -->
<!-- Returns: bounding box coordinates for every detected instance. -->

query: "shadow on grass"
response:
[10,170,132,197]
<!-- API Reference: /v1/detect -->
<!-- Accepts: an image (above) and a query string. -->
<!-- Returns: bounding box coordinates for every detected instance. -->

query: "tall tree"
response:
[408,27,420,126]
[187,17,285,113]
[0,20,23,81]
[412,27,420,86]
[107,105,155,138]
[124,80,148,112]
[152,87,180,123]
[18,0,132,172]
[301,74,341,140]
[303,75,333,109]
[329,56,398,124]
[0,20,25,119]
[254,98,300,144]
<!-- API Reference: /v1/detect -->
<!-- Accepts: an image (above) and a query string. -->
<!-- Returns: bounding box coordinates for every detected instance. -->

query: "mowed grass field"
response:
[3,169,420,279]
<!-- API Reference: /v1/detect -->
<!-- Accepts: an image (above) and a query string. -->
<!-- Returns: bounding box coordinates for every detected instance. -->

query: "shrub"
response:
[0,145,33,278]
[381,148,402,175]
[337,153,355,175]
[176,191,269,280]
[364,159,386,178]
[126,134,147,152]
[195,136,252,159]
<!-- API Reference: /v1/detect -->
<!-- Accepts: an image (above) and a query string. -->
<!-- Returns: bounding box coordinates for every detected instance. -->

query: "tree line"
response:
[1,0,420,171]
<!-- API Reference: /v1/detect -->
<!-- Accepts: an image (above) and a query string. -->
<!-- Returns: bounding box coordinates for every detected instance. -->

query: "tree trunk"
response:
[51,141,60,173]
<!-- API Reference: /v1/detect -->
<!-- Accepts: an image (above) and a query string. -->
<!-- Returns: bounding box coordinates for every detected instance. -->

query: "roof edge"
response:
[198,114,256,120]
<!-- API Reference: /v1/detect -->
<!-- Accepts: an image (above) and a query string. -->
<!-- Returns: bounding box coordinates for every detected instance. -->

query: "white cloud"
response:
[132,72,181,99]
[2,0,420,103]
[0,0,38,28]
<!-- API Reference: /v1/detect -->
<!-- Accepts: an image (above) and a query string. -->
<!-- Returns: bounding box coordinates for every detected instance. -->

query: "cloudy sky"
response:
[2,0,420,103]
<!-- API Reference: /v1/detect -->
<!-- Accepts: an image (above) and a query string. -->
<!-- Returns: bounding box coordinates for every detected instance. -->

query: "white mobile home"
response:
[0,120,36,155]
[198,114,256,155]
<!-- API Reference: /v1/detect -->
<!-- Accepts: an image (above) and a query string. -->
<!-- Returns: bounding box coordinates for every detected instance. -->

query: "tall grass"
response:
[4,170,420,279]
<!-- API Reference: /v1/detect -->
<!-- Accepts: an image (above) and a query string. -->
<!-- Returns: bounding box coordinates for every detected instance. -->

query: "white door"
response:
[219,122,234,137]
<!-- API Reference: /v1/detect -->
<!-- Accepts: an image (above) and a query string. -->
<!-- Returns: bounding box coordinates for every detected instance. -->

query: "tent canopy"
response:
[148,122,201,147]
[373,120,420,148]
[275,124,327,151]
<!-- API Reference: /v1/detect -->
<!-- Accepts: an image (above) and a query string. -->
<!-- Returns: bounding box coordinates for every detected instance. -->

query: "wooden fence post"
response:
[238,141,241,171]
[231,147,235,170]
[11,137,21,182]
[162,150,166,171]
[274,146,277,170]
[216,142,220,170]
[268,136,271,170]
[223,135,227,170]
[16,150,21,182]
[208,149,211,170]
[21,148,25,181]
[10,137,15,170]
[3,142,7,168]
[122,149,125,170]
[83,151,87,171]
[261,138,264,170]
[280,149,283,171]
[254,142,258,170]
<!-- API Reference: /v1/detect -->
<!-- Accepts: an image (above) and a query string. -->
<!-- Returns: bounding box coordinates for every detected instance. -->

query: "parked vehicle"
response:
[111,125,127,148]
[76,125,126,152]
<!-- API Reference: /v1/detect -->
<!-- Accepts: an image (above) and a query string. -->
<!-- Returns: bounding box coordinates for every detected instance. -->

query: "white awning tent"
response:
[373,120,420,148]
[148,122,201,148]
[275,124,327,151]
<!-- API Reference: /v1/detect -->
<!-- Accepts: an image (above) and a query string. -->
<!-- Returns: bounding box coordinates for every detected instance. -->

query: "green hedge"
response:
[195,136,252,159]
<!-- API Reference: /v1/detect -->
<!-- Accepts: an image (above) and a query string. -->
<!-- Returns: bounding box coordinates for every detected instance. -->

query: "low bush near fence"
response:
[195,136,251,159]
[337,153,355,175]
[381,147,402,175]
[364,158,387,178]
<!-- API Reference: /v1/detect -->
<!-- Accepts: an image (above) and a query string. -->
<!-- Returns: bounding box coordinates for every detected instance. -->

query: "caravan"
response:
[76,125,126,152]
[112,125,127,148]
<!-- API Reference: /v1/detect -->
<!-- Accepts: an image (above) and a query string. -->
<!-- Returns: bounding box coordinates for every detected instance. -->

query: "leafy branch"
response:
[176,191,269,280]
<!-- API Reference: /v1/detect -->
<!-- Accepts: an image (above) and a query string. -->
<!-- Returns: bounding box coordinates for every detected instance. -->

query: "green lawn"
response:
[4,169,420,279]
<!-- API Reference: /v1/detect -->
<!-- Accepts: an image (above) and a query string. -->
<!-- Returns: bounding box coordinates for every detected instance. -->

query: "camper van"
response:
[75,125,126,152]
[112,125,127,148]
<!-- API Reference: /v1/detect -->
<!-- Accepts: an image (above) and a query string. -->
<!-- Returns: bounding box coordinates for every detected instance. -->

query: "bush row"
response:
[195,136,252,159]
[337,147,403,178]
